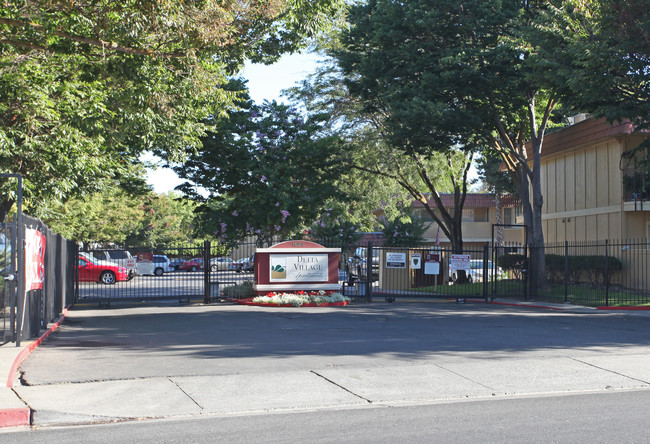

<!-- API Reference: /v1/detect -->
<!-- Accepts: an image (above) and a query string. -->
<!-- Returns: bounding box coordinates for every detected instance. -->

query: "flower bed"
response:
[236,290,351,307]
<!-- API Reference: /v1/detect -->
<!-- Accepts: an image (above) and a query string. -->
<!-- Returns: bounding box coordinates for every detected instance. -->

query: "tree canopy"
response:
[0,0,345,220]
[175,82,349,245]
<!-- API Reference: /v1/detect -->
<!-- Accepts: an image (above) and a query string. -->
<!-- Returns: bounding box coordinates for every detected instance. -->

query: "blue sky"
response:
[146,53,321,194]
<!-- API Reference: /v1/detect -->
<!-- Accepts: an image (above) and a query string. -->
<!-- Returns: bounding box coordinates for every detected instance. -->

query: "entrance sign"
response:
[270,254,329,282]
[450,254,471,271]
[424,252,440,275]
[254,241,341,294]
[386,252,407,269]
[410,253,421,269]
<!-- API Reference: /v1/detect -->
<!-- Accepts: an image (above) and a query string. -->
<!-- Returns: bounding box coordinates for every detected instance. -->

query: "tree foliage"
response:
[0,0,345,219]
[44,190,198,247]
[335,0,605,289]
[176,82,349,246]
[289,57,472,251]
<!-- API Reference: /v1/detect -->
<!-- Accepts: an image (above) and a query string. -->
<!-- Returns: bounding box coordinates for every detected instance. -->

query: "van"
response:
[92,250,136,279]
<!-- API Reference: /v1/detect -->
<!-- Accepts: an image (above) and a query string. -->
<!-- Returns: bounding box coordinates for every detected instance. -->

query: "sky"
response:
[145,53,322,194]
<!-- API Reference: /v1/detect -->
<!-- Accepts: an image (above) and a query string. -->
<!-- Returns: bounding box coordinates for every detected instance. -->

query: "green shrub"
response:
[497,253,527,279]
[222,281,256,299]
[545,254,622,286]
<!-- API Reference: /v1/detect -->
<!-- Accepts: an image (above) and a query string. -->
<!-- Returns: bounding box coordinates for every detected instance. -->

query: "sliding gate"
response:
[76,241,256,304]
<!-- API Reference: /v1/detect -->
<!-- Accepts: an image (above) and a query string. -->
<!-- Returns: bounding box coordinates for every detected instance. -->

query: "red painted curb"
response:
[7,306,69,388]
[0,408,31,428]
[0,306,70,428]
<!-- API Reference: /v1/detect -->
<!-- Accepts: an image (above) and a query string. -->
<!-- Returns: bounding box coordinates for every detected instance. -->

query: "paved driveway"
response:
[15,301,650,426]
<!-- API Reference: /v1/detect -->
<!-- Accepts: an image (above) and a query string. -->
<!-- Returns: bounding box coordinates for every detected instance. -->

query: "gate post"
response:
[366,242,373,303]
[204,240,211,304]
[564,240,569,304]
[483,243,489,302]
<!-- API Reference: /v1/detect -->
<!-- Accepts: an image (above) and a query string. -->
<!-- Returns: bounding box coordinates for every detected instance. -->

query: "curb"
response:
[0,306,69,428]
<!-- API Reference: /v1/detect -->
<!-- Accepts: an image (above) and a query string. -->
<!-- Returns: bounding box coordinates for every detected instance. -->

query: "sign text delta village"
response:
[254,241,341,295]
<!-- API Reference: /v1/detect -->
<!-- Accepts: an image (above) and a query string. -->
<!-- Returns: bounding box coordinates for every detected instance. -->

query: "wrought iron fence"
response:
[529,240,650,307]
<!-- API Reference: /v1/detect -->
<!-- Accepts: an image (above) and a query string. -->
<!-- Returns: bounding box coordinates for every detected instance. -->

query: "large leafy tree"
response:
[0,0,345,220]
[175,83,349,246]
[289,61,470,253]
[336,0,593,291]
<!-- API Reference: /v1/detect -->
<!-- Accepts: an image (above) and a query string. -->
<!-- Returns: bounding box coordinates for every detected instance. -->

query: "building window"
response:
[515,205,523,223]
[473,208,489,222]
[462,208,489,222]
[504,208,514,225]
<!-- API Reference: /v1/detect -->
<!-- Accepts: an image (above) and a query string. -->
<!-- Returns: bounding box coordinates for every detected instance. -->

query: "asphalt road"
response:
[6,300,650,440]
[2,390,649,443]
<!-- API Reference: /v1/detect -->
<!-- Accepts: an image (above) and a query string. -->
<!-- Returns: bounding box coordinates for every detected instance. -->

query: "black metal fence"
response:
[525,239,650,307]
[338,238,650,307]
[0,213,76,345]
[77,240,260,304]
[71,236,650,310]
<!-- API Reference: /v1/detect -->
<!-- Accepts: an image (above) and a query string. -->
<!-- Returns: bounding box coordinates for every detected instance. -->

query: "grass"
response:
[411,280,650,307]
[411,279,525,297]
[540,284,650,307]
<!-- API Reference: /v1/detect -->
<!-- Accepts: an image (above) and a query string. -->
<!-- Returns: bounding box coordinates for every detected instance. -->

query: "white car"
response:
[210,256,234,272]
[450,259,505,283]
[153,255,172,276]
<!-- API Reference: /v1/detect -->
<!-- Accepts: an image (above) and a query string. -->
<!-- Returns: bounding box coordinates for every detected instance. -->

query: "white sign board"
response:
[424,252,440,275]
[450,254,471,271]
[386,252,407,269]
[410,253,422,269]
[269,254,329,282]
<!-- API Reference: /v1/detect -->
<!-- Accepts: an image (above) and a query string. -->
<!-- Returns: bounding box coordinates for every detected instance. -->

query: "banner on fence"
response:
[25,228,46,291]
[450,254,470,271]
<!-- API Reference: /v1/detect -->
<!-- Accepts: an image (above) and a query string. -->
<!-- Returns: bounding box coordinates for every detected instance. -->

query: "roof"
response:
[412,193,520,209]
[530,117,641,158]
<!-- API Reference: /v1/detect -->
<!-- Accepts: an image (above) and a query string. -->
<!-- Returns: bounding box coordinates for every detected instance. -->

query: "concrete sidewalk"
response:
[1,298,649,429]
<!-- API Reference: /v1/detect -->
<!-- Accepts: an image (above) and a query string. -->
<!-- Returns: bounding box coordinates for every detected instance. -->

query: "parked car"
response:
[449,259,505,283]
[180,258,203,272]
[77,255,129,284]
[91,250,136,279]
[169,258,187,271]
[209,256,234,272]
[230,255,254,273]
[346,247,379,282]
[153,255,172,276]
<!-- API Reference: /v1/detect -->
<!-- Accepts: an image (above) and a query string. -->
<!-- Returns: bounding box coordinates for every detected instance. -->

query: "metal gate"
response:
[340,240,530,303]
[76,241,258,305]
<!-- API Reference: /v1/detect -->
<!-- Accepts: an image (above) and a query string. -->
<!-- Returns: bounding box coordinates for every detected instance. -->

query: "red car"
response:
[179,258,203,272]
[77,255,129,284]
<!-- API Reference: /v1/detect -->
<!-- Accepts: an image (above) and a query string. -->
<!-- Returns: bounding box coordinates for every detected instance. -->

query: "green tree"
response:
[336,0,595,291]
[0,0,345,220]
[176,83,348,246]
[44,189,198,246]
[288,60,471,253]
[379,207,430,247]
